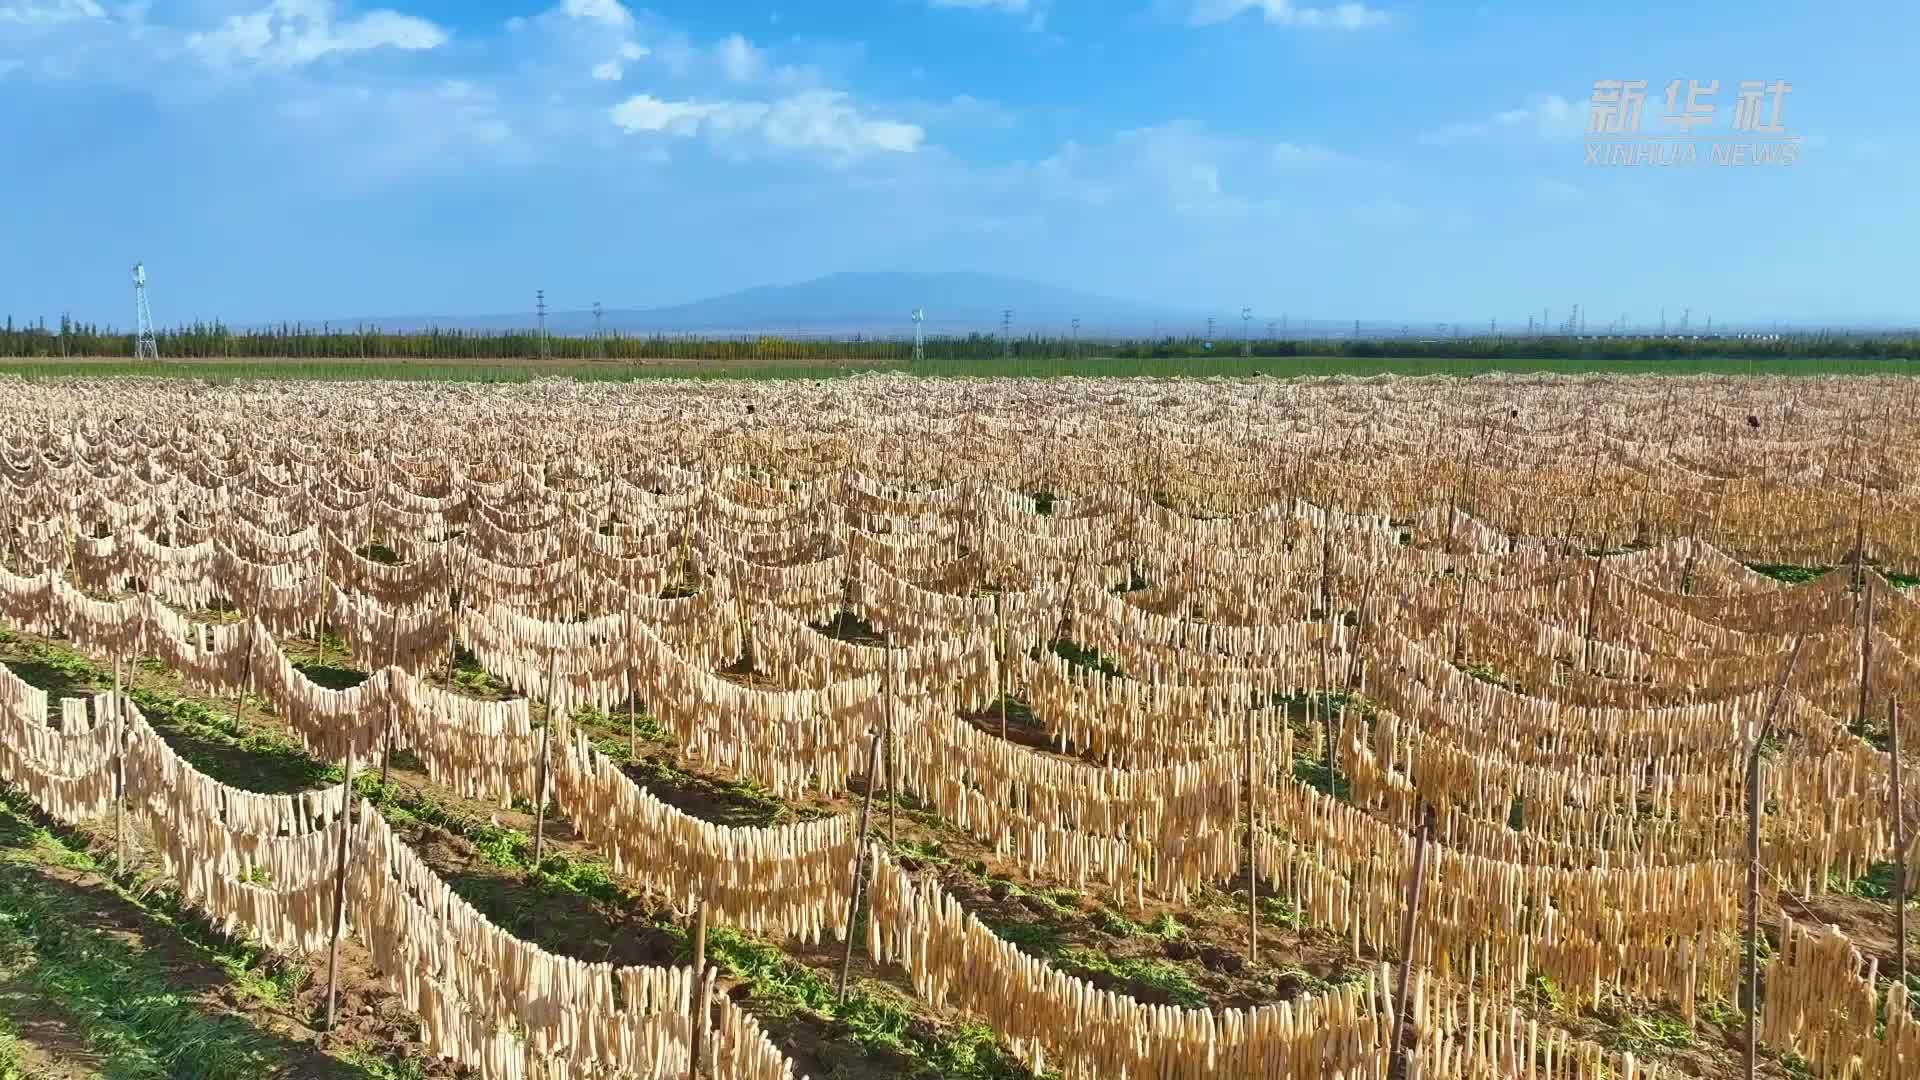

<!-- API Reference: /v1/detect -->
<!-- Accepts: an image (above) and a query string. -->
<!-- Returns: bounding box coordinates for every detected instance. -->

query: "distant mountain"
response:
[318,272,1231,339]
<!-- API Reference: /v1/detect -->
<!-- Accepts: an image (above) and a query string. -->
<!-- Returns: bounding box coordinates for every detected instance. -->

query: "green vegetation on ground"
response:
[2,351,1918,382]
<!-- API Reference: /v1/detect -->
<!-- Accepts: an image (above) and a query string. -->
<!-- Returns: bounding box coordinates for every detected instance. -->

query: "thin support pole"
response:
[1389,804,1436,1080]
[887,650,899,848]
[836,727,885,1003]
[1745,634,1805,1080]
[234,621,251,728]
[379,618,401,788]
[1580,555,1602,674]
[1894,697,1907,984]
[323,743,357,1031]
[533,717,553,867]
[1245,706,1258,964]
[690,894,710,1077]
[113,653,127,868]
[997,593,1008,743]
[534,656,559,869]
[1858,580,1876,739]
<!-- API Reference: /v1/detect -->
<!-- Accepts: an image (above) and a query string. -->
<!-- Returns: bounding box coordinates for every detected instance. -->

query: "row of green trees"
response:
[3,316,1918,362]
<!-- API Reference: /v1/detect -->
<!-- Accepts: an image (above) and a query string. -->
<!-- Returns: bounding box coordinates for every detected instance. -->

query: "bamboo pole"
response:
[323,741,357,1031]
[1894,697,1907,984]
[1744,634,1805,1079]
[836,726,885,1003]
[1389,803,1436,1080]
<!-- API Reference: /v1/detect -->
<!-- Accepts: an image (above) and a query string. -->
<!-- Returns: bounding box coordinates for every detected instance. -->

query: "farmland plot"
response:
[0,373,1914,1079]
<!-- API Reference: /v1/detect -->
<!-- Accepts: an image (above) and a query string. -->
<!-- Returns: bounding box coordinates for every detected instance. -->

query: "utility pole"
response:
[132,263,159,361]
[1071,316,1080,358]
[535,289,548,361]
[1241,307,1252,357]
[1001,309,1013,358]
[592,301,604,358]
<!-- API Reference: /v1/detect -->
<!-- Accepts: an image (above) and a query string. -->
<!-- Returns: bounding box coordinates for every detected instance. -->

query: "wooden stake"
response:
[234,620,251,728]
[1857,579,1876,738]
[378,617,401,789]
[885,650,899,848]
[1745,634,1805,1079]
[1580,556,1602,674]
[1390,803,1436,1080]
[323,742,357,1031]
[112,655,126,871]
[690,894,710,1077]
[1245,706,1258,964]
[533,667,557,870]
[996,592,1008,743]
[836,727,885,1003]
[1894,697,1907,984]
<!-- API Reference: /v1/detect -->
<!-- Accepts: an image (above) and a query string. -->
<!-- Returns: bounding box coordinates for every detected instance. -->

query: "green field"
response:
[0,354,1915,381]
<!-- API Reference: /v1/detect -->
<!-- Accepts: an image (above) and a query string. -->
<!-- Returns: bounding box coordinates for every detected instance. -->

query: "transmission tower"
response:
[1206,315,1215,340]
[1070,317,1080,358]
[132,263,159,361]
[1239,308,1251,357]
[593,301,605,358]
[912,307,926,363]
[1001,309,1012,358]
[536,290,548,361]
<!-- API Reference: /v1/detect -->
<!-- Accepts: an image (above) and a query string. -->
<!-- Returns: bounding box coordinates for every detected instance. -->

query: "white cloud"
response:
[0,0,105,24]
[274,77,522,183]
[610,89,924,158]
[1190,0,1389,29]
[560,0,631,27]
[187,0,447,69]
[588,39,647,80]
[1418,93,1580,144]
[609,94,768,136]
[715,32,763,82]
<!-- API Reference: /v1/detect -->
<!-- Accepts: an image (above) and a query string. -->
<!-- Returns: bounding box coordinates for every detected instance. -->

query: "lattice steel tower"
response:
[912,307,925,362]
[132,262,159,360]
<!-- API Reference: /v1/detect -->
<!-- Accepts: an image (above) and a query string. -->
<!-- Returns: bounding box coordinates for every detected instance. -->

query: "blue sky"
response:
[3,0,1914,329]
